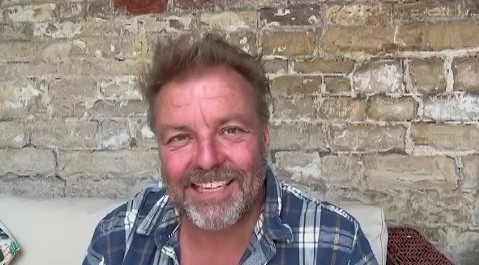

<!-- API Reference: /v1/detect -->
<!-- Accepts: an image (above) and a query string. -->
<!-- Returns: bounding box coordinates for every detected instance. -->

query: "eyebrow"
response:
[159,124,190,131]
[216,113,255,127]
[157,125,191,140]
[158,113,255,133]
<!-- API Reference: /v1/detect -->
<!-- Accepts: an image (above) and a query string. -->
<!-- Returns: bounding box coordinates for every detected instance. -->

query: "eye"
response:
[221,126,247,140]
[224,127,240,135]
[167,134,191,146]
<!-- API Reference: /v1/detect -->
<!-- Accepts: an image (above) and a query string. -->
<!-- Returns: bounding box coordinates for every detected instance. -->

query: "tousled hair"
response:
[139,33,271,132]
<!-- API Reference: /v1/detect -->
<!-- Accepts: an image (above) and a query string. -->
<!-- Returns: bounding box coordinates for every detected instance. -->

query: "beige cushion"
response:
[0,196,124,265]
[341,204,388,265]
[0,195,387,265]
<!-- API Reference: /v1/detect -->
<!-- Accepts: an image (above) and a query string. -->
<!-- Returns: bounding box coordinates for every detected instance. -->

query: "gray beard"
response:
[164,157,267,231]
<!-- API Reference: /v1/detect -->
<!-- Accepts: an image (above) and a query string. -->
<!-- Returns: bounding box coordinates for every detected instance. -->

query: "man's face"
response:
[154,66,269,230]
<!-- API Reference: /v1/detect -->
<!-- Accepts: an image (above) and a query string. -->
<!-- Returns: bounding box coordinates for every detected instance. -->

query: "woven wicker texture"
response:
[387,227,455,265]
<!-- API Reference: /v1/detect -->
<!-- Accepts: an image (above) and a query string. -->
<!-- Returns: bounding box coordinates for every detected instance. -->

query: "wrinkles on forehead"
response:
[165,81,235,108]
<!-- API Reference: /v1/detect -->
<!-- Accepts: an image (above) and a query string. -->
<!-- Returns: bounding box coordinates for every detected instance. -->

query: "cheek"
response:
[160,149,191,183]
[223,140,263,174]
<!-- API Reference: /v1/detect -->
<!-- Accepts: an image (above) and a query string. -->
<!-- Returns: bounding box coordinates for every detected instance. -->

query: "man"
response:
[83,34,378,265]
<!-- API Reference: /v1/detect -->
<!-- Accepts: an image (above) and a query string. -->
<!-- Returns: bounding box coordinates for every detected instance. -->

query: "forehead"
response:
[154,66,257,121]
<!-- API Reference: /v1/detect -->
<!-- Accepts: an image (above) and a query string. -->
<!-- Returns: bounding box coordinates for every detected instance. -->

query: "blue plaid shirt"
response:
[83,169,378,265]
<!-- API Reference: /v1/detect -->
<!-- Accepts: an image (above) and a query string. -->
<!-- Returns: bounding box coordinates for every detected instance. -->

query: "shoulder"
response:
[277,183,377,264]
[94,185,168,238]
[280,183,360,242]
[281,184,355,219]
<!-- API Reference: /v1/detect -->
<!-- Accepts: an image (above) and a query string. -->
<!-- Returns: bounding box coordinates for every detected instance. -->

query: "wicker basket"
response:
[387,227,455,265]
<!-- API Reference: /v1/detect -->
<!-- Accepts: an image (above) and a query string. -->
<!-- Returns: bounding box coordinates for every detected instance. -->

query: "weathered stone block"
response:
[3,4,57,22]
[129,117,157,149]
[293,58,354,74]
[86,0,113,19]
[364,155,458,190]
[0,78,44,120]
[224,31,257,55]
[321,25,395,54]
[462,155,479,192]
[324,77,351,94]
[58,149,159,179]
[453,57,479,93]
[0,59,143,80]
[143,14,193,33]
[0,41,49,62]
[99,75,141,101]
[393,1,460,20]
[0,148,55,176]
[41,41,76,62]
[78,100,147,119]
[260,7,321,27]
[411,123,479,151]
[367,96,417,121]
[321,155,364,187]
[174,0,219,10]
[262,30,315,56]
[227,0,287,8]
[0,175,65,198]
[99,119,131,150]
[408,192,471,230]
[0,122,27,148]
[200,11,257,31]
[319,97,367,121]
[82,17,139,36]
[330,124,406,152]
[467,0,479,15]
[447,231,479,265]
[397,22,479,51]
[65,175,156,198]
[33,21,83,39]
[59,2,84,21]
[353,60,403,95]
[272,96,318,121]
[49,77,98,103]
[326,4,391,26]
[269,123,328,151]
[0,22,33,41]
[423,94,479,121]
[44,104,74,120]
[270,75,321,97]
[29,122,98,149]
[409,58,446,94]
[71,37,141,60]
[0,40,80,63]
[81,59,144,76]
[262,58,287,74]
[289,0,323,5]
[274,151,321,184]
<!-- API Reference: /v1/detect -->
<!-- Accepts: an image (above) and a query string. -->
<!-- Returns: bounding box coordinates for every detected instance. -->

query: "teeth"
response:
[195,181,228,190]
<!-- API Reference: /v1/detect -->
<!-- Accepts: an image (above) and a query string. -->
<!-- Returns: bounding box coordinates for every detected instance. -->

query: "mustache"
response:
[182,167,243,188]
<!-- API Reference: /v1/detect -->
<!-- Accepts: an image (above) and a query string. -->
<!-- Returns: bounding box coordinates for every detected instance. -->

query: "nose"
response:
[195,136,225,170]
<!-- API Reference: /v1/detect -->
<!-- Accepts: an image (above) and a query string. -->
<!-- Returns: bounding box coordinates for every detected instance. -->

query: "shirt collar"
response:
[136,167,293,247]
[260,168,293,242]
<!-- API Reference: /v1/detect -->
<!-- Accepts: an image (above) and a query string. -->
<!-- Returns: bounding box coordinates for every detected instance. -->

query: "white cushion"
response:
[0,195,124,265]
[0,195,387,265]
[341,204,388,265]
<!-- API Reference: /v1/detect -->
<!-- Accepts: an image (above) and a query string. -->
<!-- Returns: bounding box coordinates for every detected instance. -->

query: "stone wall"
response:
[1,0,479,263]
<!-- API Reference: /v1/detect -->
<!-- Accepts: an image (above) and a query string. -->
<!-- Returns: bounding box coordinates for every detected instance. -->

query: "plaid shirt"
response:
[83,168,378,265]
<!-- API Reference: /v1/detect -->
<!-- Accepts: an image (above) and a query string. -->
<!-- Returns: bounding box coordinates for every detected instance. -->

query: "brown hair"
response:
[140,33,270,132]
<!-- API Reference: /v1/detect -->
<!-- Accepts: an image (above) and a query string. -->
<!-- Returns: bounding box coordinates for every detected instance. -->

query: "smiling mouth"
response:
[192,180,234,192]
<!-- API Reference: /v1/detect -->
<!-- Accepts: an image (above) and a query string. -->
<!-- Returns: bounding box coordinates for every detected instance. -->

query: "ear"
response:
[261,123,270,154]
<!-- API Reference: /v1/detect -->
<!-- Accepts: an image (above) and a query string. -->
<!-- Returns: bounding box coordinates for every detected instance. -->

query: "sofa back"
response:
[0,195,387,265]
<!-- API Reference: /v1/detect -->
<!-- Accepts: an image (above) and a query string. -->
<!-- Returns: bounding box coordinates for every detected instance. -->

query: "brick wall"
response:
[1,0,479,263]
